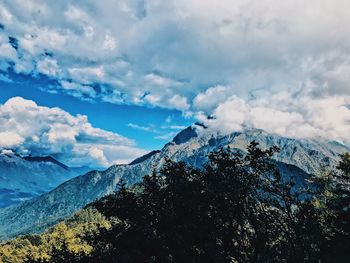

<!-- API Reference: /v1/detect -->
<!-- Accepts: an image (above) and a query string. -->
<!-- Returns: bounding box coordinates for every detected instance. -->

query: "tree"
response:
[2,142,350,262]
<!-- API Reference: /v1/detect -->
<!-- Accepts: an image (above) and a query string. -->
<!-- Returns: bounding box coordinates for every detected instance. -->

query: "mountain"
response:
[0,150,85,208]
[0,125,349,240]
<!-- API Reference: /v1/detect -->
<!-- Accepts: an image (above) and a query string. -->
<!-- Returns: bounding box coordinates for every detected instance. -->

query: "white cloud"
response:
[60,80,97,98]
[102,32,118,51]
[154,132,178,141]
[193,85,232,112]
[168,95,189,111]
[127,121,186,141]
[64,5,90,22]
[127,123,155,132]
[68,66,105,84]
[144,73,182,88]
[199,91,350,144]
[0,34,17,70]
[0,131,24,147]
[0,4,12,23]
[0,0,350,143]
[167,125,187,130]
[36,58,60,77]
[0,97,146,167]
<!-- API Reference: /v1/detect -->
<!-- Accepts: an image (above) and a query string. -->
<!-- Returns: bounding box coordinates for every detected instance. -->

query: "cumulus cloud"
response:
[197,91,350,144]
[0,0,350,142]
[193,85,232,112]
[36,57,60,77]
[0,97,146,167]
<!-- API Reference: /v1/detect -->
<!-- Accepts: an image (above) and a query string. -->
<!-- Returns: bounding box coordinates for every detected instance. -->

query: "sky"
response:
[0,0,349,167]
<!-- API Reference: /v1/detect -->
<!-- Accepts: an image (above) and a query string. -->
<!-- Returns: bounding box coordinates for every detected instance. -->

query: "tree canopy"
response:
[1,142,349,262]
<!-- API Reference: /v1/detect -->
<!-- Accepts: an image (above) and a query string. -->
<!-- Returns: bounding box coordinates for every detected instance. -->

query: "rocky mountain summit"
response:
[0,125,348,240]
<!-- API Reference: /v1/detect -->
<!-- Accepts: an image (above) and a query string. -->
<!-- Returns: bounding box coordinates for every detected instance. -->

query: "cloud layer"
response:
[196,90,350,144]
[0,0,349,143]
[0,97,146,167]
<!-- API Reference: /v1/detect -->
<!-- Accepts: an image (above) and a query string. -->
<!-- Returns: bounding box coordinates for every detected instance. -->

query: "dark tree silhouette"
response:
[24,142,350,263]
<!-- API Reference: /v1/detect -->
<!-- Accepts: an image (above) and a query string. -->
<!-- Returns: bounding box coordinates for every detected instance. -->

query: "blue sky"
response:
[0,70,191,150]
[0,0,349,167]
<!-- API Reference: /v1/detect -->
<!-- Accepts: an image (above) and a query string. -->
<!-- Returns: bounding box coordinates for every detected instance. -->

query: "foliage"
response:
[0,207,110,263]
[86,142,350,262]
[1,142,350,262]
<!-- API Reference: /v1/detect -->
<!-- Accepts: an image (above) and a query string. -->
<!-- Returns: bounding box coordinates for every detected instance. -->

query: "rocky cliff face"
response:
[0,125,348,240]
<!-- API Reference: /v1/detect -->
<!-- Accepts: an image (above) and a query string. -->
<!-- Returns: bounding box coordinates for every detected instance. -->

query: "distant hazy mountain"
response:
[0,150,91,208]
[0,125,349,240]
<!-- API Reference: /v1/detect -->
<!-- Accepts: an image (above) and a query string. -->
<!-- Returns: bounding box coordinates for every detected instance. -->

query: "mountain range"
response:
[0,150,93,208]
[0,124,349,240]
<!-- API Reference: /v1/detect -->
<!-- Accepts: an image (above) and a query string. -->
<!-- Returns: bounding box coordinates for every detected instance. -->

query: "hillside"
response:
[0,125,348,240]
[1,143,349,262]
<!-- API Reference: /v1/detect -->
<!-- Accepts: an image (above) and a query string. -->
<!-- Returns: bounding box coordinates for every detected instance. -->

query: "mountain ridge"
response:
[0,125,349,240]
[0,151,95,208]
[23,156,69,170]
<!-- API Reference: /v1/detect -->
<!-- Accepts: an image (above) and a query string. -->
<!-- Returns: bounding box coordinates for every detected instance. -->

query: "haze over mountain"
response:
[0,124,348,240]
[0,149,92,208]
